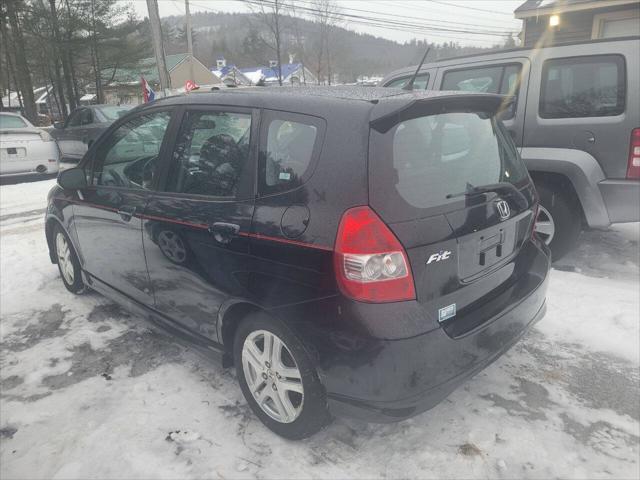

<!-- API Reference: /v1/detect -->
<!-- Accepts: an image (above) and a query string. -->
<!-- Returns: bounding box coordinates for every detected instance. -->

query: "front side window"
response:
[66,110,84,127]
[166,110,252,197]
[385,73,430,90]
[539,55,625,118]
[260,114,322,194]
[93,110,171,189]
[441,64,522,119]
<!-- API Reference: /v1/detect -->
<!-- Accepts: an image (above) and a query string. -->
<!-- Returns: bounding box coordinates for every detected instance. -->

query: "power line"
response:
[189,0,512,45]
[427,0,515,17]
[238,0,515,37]
[387,0,520,30]
[291,0,517,33]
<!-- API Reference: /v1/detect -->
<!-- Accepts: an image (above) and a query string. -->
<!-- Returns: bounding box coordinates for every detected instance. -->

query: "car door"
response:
[527,52,632,179]
[72,108,175,304]
[54,109,83,159]
[142,106,257,341]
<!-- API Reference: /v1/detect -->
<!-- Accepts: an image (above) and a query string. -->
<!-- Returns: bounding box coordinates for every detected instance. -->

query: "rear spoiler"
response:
[370,93,514,133]
[0,128,53,141]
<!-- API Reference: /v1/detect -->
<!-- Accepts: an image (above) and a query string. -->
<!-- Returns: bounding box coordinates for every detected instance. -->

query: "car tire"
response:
[534,183,581,261]
[53,224,86,294]
[233,312,331,439]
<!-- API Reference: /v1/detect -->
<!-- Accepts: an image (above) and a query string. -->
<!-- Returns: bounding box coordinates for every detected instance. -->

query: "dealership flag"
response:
[185,80,199,93]
[141,76,155,103]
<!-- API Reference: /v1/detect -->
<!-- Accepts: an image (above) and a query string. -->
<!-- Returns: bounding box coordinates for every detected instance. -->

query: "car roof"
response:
[136,86,507,123]
[380,35,640,85]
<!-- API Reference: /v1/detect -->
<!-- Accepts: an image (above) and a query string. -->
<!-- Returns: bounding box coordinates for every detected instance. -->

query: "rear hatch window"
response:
[370,111,529,222]
[370,108,539,335]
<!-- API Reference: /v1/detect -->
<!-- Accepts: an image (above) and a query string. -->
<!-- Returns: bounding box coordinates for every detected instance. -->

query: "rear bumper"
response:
[327,292,547,422]
[599,179,640,223]
[276,240,550,423]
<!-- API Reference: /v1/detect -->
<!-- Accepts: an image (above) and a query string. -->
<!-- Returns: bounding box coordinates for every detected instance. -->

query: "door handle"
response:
[117,206,136,222]
[208,222,240,244]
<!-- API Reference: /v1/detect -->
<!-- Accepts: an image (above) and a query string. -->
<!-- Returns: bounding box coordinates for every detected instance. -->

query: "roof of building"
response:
[105,53,190,85]
[514,0,638,17]
[240,63,305,82]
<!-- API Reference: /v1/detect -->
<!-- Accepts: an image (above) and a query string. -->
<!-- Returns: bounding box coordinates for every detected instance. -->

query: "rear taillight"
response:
[333,206,416,303]
[627,128,640,179]
[39,130,53,142]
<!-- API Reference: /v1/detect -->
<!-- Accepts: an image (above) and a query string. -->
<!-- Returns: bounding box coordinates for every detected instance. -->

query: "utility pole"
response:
[146,0,171,93]
[185,0,195,81]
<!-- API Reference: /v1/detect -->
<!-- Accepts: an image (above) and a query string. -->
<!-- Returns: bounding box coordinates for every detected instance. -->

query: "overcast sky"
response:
[125,0,524,47]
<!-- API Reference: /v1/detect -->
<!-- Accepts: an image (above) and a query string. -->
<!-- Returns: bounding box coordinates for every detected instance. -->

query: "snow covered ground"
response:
[1,178,638,480]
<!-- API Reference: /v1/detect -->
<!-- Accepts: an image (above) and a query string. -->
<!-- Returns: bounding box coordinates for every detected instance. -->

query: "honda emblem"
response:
[496,199,511,221]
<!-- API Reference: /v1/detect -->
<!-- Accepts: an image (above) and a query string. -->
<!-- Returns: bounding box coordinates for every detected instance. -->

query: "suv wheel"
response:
[53,224,86,294]
[534,183,581,261]
[233,313,331,439]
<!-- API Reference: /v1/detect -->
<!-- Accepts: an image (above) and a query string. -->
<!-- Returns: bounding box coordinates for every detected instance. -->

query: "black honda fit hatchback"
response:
[46,86,550,439]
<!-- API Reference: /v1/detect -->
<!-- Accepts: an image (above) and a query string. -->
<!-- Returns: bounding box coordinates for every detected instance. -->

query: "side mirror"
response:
[53,121,64,129]
[58,167,87,190]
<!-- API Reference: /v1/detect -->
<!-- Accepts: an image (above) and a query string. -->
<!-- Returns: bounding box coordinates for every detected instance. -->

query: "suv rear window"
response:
[369,111,529,222]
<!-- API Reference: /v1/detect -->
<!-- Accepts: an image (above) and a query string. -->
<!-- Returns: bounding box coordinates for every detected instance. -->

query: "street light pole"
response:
[146,0,171,93]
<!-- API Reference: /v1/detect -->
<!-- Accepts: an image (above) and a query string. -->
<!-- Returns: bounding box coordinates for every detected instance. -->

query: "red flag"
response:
[141,76,155,103]
[185,80,199,93]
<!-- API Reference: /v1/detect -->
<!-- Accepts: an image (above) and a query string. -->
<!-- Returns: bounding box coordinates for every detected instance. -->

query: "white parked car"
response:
[0,112,60,177]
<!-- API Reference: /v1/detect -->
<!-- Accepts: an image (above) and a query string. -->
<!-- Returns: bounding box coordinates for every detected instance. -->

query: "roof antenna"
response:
[403,47,431,91]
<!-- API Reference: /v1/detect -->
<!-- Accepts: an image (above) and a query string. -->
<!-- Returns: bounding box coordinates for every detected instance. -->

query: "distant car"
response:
[50,104,133,162]
[0,112,59,177]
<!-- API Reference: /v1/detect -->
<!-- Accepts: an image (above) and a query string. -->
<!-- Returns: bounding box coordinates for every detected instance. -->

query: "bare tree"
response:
[3,0,37,122]
[311,0,339,85]
[248,0,286,85]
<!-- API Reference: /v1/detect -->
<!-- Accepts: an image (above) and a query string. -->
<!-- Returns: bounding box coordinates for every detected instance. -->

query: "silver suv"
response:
[381,37,640,260]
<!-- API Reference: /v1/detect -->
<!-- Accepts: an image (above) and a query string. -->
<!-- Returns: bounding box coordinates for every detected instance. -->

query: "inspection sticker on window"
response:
[438,303,456,323]
[279,172,291,180]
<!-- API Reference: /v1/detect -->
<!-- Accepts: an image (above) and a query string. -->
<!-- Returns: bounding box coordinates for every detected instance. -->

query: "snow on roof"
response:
[240,63,304,82]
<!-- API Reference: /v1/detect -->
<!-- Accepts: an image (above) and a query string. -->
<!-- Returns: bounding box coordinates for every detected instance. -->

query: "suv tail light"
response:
[333,206,416,303]
[627,128,640,179]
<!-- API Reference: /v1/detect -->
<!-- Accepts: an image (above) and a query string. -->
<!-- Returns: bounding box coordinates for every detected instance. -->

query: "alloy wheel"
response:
[158,230,187,264]
[241,330,304,424]
[56,232,74,284]
[534,205,555,245]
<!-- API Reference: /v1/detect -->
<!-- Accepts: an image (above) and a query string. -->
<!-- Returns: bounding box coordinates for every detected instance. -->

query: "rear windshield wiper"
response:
[446,182,524,201]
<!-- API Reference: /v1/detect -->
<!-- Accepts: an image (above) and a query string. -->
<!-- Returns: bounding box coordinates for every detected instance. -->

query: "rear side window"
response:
[441,64,522,119]
[539,55,625,118]
[167,110,252,198]
[259,112,324,195]
[369,112,529,221]
[385,73,429,90]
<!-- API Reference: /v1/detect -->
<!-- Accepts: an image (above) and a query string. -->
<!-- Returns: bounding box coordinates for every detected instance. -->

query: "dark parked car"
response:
[46,87,550,439]
[380,37,640,260]
[50,104,133,162]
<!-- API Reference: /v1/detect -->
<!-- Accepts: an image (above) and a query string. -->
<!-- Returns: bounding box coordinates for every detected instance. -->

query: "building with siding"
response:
[102,53,220,105]
[515,0,640,47]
